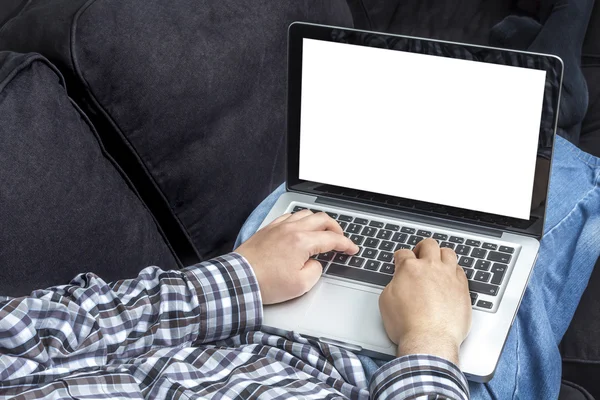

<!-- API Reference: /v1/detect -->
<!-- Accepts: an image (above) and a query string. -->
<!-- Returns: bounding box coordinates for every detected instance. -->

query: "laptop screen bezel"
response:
[286,22,563,239]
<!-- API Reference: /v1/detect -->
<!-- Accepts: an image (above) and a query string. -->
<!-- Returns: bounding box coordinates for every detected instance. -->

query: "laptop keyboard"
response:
[292,205,518,313]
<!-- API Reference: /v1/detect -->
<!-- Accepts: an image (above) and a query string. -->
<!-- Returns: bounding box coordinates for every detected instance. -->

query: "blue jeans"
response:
[234,135,600,399]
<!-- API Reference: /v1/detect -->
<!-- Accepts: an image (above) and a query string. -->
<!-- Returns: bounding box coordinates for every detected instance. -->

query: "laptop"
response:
[258,22,563,382]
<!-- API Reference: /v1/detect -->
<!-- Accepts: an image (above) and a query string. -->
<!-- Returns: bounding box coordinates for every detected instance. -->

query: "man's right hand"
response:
[379,239,472,364]
[235,210,359,305]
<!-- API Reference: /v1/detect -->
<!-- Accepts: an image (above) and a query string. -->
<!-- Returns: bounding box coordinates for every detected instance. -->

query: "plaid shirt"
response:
[0,253,469,399]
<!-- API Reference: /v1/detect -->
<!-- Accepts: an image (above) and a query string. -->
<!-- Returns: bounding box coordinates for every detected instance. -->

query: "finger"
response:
[413,238,441,260]
[441,248,458,264]
[300,259,324,293]
[456,265,469,282]
[271,213,293,225]
[305,231,359,255]
[394,249,416,265]
[293,212,343,235]
[284,209,314,222]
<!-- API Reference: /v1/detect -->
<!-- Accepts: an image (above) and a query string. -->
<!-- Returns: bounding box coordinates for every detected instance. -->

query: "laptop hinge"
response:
[315,196,504,238]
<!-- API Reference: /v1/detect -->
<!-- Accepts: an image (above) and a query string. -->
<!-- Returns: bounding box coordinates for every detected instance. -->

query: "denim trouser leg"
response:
[234,136,600,399]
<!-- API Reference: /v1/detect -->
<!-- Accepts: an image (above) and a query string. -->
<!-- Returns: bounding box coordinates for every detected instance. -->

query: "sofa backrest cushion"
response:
[0,0,353,259]
[0,52,179,297]
[347,0,511,44]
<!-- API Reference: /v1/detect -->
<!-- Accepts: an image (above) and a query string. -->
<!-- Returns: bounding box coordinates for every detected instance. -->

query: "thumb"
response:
[300,259,324,293]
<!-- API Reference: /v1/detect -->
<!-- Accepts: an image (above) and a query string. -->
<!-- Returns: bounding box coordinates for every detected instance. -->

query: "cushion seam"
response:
[0,54,182,268]
[0,53,65,93]
[563,357,600,364]
[70,0,200,261]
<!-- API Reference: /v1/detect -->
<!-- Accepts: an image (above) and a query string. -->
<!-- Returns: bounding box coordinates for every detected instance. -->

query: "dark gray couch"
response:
[0,1,598,398]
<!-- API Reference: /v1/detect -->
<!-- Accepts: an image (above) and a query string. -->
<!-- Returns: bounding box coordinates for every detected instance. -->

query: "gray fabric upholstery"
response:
[0,52,179,297]
[0,0,354,260]
[560,380,596,400]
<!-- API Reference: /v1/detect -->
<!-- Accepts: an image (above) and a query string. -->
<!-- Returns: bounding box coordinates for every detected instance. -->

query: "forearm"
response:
[0,253,262,380]
[369,355,470,400]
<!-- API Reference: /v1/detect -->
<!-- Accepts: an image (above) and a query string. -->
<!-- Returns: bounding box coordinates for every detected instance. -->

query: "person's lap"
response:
[234,135,600,399]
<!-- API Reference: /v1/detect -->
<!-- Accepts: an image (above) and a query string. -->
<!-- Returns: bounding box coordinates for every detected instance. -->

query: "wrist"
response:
[397,332,460,365]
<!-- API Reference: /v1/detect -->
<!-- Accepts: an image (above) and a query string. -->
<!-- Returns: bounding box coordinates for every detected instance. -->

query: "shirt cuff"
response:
[183,252,263,343]
[369,354,470,400]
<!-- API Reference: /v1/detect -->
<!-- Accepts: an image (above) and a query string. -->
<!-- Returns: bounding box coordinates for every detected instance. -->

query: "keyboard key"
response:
[466,239,481,247]
[395,244,411,251]
[333,254,350,264]
[310,209,322,214]
[364,238,380,248]
[377,251,394,263]
[487,251,512,264]
[408,235,424,245]
[343,232,349,237]
[349,257,365,268]
[491,263,507,285]
[354,218,368,225]
[350,235,364,245]
[474,271,491,283]
[365,260,381,271]
[433,233,448,240]
[469,280,499,296]
[471,248,487,259]
[417,230,432,237]
[474,260,491,271]
[317,260,328,269]
[347,224,361,234]
[482,243,498,250]
[326,263,392,286]
[376,230,392,240]
[317,252,334,261]
[365,238,379,249]
[362,227,377,237]
[499,246,515,254]
[381,263,395,274]
[464,268,474,279]
[392,233,408,243]
[401,227,416,234]
[292,206,307,212]
[449,236,465,244]
[385,224,400,231]
[379,241,395,251]
[370,221,384,228]
[470,292,478,305]
[362,248,378,259]
[455,245,471,255]
[339,221,348,230]
[338,215,353,222]
[440,242,456,250]
[477,300,493,309]
[458,257,474,267]
[326,212,338,219]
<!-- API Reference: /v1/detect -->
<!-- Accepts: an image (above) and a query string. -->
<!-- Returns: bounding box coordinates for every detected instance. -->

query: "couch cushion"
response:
[559,380,595,400]
[0,0,353,259]
[580,2,600,157]
[347,0,511,44]
[0,52,179,297]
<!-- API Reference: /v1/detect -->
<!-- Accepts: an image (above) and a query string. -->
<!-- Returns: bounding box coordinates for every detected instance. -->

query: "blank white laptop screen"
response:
[298,38,547,220]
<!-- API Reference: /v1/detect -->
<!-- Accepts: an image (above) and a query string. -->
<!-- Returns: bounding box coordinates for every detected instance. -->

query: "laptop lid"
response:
[286,23,563,240]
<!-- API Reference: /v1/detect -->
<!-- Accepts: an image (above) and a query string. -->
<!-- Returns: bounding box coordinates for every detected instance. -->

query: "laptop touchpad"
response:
[299,281,394,349]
